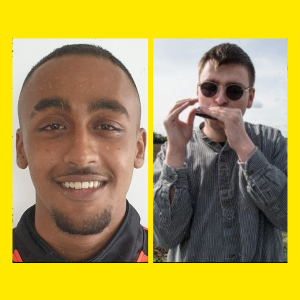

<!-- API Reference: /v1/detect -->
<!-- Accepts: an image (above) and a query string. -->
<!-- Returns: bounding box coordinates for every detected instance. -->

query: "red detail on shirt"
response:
[136,251,148,262]
[13,250,23,262]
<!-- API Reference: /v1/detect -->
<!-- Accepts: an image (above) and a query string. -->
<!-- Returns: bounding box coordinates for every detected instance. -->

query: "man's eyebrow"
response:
[203,78,219,84]
[30,97,71,118]
[202,78,244,86]
[88,99,129,119]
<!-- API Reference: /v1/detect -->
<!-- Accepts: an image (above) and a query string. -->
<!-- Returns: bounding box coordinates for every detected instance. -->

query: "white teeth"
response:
[75,182,81,189]
[62,181,104,189]
[82,182,89,189]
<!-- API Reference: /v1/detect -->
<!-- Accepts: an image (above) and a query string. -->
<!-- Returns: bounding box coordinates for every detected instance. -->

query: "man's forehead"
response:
[19,55,140,125]
[199,60,250,83]
[23,55,132,89]
[20,55,138,102]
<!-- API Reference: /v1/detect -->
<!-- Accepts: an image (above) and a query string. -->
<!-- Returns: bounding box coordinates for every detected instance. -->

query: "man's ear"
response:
[247,88,255,109]
[16,129,28,169]
[134,128,146,169]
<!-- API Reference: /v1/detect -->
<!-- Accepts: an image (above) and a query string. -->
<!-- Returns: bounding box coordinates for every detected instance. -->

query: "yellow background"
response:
[1,1,296,299]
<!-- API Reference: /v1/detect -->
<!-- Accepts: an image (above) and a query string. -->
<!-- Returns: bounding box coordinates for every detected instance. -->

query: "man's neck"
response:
[201,122,227,143]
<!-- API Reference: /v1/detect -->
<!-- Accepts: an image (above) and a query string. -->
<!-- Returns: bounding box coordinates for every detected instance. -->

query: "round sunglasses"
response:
[198,81,252,101]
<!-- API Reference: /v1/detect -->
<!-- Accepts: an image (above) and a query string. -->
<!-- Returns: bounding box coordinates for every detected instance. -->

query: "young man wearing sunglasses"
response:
[153,43,287,262]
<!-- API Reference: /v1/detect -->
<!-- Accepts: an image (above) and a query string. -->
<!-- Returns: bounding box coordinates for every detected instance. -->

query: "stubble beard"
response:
[50,206,112,236]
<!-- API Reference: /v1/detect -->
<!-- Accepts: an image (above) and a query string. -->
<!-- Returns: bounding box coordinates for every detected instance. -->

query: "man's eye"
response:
[99,124,117,131]
[42,123,65,131]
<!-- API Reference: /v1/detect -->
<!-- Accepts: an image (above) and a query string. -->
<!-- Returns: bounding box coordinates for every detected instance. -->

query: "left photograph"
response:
[13,39,148,262]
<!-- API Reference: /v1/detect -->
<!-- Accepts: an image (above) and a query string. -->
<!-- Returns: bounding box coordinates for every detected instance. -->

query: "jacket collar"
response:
[13,201,146,262]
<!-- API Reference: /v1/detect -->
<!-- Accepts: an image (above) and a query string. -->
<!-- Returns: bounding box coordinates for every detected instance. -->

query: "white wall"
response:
[13,39,148,227]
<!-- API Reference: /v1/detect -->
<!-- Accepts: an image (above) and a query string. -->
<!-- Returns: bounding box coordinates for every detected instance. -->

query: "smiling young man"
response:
[154,43,287,262]
[13,44,148,262]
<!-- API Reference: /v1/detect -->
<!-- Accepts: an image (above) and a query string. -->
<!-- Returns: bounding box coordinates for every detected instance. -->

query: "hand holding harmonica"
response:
[195,107,218,120]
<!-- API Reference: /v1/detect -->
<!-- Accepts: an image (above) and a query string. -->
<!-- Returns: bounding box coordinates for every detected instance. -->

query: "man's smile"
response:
[54,174,110,200]
[60,181,106,189]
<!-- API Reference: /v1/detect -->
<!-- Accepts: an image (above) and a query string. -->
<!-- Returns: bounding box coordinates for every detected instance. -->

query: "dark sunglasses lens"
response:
[201,82,218,97]
[226,85,243,100]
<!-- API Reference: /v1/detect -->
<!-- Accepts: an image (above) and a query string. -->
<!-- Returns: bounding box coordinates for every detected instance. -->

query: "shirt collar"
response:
[197,122,228,152]
[14,201,145,262]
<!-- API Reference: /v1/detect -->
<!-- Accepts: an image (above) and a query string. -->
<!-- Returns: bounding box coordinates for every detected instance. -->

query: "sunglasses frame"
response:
[198,81,252,101]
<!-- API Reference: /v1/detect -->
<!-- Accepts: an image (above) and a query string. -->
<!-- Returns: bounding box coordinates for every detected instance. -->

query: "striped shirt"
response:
[153,122,287,262]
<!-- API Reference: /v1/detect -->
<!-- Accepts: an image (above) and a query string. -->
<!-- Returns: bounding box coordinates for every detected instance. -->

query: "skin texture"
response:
[164,60,256,201]
[16,55,146,261]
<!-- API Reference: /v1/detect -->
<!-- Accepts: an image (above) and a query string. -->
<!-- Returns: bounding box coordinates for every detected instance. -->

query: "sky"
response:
[153,39,287,137]
[13,39,148,226]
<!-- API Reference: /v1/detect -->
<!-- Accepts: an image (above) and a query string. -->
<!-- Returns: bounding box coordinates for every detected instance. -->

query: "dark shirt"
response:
[13,201,148,262]
[154,122,287,262]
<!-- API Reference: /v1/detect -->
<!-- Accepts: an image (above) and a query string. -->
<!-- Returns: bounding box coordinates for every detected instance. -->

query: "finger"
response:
[169,98,198,115]
[167,102,192,121]
[187,107,197,127]
[199,106,225,121]
[175,98,198,105]
[169,98,198,114]
[167,99,197,121]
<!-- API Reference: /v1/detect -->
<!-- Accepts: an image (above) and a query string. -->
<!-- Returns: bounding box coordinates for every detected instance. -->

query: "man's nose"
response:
[214,87,228,106]
[63,127,98,167]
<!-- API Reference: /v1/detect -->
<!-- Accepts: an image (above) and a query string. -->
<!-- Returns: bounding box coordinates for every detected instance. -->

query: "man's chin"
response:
[50,206,112,236]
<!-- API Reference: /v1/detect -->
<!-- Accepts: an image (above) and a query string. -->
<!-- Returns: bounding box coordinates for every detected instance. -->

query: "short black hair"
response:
[198,43,256,87]
[22,44,139,99]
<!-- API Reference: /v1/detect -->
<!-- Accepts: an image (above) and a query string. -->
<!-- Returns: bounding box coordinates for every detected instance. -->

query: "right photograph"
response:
[153,39,287,263]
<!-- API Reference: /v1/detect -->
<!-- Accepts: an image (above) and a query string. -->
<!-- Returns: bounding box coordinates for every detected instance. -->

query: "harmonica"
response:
[195,107,218,120]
